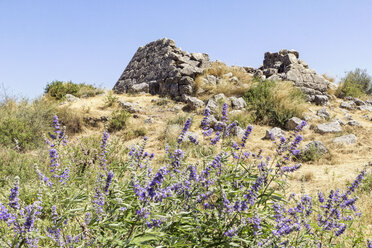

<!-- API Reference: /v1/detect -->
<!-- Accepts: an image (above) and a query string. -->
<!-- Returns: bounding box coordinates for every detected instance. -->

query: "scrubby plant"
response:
[0,97,55,150]
[108,110,131,132]
[337,68,372,98]
[0,105,370,247]
[103,91,119,108]
[245,80,307,128]
[54,107,83,135]
[45,80,103,100]
[301,144,324,162]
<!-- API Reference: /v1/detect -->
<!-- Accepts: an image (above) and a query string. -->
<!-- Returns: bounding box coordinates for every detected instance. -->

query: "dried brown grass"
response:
[194,61,253,99]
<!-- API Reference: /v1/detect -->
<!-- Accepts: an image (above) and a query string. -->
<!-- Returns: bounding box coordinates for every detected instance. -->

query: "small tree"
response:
[338,68,372,98]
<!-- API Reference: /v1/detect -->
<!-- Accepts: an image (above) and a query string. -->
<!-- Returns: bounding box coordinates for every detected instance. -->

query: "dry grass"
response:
[48,89,372,237]
[194,61,253,99]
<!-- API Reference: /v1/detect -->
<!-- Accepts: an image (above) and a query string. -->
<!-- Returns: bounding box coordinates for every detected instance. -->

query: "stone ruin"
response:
[113,38,210,99]
[245,49,332,105]
[114,38,333,105]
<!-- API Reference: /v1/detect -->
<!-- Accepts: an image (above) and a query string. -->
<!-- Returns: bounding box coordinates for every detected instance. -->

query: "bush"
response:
[336,68,372,98]
[103,92,118,108]
[108,110,131,132]
[45,80,103,100]
[245,80,306,128]
[0,98,55,150]
[54,107,83,135]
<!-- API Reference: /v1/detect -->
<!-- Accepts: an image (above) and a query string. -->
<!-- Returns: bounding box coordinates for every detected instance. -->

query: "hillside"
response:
[0,39,371,247]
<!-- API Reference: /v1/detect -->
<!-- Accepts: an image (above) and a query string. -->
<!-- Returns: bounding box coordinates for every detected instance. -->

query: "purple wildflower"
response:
[9,177,20,210]
[104,171,114,194]
[241,125,253,147]
[201,108,211,130]
[177,118,192,144]
[99,131,110,171]
[221,103,228,123]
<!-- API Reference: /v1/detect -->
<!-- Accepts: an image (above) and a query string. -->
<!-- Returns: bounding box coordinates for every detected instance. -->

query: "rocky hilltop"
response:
[114,38,334,105]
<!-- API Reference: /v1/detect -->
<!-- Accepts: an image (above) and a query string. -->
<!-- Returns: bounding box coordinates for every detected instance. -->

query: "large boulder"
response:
[333,134,357,145]
[314,121,342,134]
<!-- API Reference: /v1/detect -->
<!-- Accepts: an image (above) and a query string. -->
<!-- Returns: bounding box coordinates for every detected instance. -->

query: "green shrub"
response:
[0,98,55,150]
[54,107,83,134]
[244,80,306,128]
[103,92,119,108]
[45,81,103,100]
[133,127,147,137]
[337,82,364,98]
[301,144,323,162]
[108,110,131,132]
[337,68,372,98]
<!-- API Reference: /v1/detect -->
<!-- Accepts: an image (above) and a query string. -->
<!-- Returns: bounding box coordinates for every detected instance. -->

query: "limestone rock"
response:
[264,127,286,140]
[347,120,361,126]
[185,96,204,109]
[333,134,357,145]
[65,94,79,102]
[229,97,247,110]
[314,121,342,134]
[302,141,329,155]
[119,101,140,113]
[314,95,329,106]
[128,82,149,93]
[285,117,304,130]
[358,105,372,112]
[231,126,245,139]
[206,99,219,113]
[317,108,330,119]
[212,93,227,103]
[340,101,356,110]
[206,115,218,128]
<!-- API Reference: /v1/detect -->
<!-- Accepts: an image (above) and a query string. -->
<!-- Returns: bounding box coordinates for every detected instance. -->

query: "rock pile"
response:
[246,49,332,105]
[113,38,210,99]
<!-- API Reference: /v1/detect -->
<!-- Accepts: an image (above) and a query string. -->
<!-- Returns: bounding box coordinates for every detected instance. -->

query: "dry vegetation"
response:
[194,61,253,99]
[1,75,372,245]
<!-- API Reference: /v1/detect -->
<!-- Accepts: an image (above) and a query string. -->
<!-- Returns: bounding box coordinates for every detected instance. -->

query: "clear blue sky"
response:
[1,1,371,99]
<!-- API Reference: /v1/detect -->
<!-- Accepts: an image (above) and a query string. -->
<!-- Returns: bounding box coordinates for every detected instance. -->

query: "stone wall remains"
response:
[113,38,210,99]
[247,49,332,105]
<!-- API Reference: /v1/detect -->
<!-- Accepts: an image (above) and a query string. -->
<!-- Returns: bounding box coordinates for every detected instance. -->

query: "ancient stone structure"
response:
[245,49,332,105]
[114,39,333,105]
[113,38,210,98]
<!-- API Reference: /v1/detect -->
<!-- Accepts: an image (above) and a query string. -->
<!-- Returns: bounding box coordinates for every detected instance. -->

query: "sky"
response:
[1,0,372,99]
